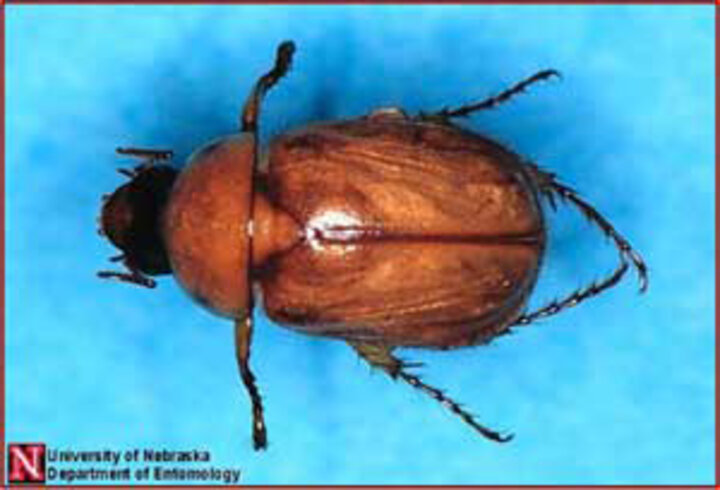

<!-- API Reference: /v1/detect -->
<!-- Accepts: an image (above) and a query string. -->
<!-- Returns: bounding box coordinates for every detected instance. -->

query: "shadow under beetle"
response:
[98,41,648,450]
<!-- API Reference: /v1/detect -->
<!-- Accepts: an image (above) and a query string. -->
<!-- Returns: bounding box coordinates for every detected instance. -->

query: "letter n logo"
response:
[7,443,46,484]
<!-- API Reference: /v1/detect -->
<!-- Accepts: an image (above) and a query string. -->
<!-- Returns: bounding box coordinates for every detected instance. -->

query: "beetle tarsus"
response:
[235,315,268,451]
[515,261,629,326]
[241,40,296,133]
[350,342,510,444]
[515,170,648,326]
[397,370,513,443]
[548,180,648,293]
[425,69,561,120]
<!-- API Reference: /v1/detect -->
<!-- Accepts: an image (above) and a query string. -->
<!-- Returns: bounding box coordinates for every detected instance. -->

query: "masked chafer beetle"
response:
[98,41,647,450]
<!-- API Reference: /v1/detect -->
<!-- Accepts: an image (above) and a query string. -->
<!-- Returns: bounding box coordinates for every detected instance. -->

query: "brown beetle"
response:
[98,41,647,450]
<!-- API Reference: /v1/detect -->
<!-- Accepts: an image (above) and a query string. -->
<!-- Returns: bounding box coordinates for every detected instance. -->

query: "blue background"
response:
[6,5,715,485]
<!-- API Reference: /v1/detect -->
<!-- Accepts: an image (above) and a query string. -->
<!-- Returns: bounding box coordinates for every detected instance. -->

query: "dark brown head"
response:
[98,163,178,287]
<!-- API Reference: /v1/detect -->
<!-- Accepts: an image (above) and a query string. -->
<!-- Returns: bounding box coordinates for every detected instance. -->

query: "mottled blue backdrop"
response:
[6,5,715,485]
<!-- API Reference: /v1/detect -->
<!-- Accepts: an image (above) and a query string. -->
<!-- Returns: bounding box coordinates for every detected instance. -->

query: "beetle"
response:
[98,41,648,450]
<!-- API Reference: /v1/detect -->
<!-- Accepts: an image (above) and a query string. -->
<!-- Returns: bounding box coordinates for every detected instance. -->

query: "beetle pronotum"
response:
[98,41,647,450]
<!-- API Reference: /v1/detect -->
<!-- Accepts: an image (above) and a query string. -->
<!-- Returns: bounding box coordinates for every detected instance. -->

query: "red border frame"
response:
[0,0,715,3]
[714,4,718,487]
[0,2,716,488]
[2,1,6,487]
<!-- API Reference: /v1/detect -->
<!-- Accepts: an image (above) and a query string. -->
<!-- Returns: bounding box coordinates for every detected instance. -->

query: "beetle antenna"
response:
[424,69,561,120]
[350,342,512,443]
[241,41,296,133]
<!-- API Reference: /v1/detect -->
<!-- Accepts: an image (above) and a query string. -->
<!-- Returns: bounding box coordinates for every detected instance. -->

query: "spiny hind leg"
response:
[349,341,512,443]
[514,165,648,327]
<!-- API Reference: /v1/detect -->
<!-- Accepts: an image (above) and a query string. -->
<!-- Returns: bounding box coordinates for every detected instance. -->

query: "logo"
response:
[7,443,46,484]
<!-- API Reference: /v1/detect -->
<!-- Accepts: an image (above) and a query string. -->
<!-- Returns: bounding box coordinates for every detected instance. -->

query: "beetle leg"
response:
[115,148,174,177]
[420,69,561,122]
[241,41,296,133]
[234,313,268,451]
[97,269,156,288]
[514,260,630,326]
[349,341,512,443]
[515,168,648,326]
[98,254,157,288]
[231,42,292,451]
[116,147,173,162]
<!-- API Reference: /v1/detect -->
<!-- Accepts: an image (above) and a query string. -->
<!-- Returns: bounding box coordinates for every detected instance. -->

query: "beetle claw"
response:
[495,431,515,443]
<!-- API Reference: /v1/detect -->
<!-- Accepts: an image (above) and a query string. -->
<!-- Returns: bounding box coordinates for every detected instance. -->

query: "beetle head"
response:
[99,164,178,286]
